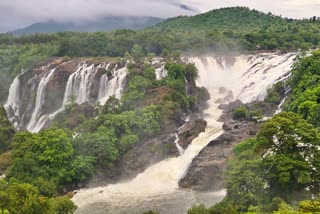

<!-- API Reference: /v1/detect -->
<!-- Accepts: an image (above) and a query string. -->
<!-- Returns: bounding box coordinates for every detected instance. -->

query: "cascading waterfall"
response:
[4,74,22,128]
[27,68,57,132]
[72,52,297,214]
[5,61,129,133]
[174,134,185,156]
[155,65,167,80]
[64,63,103,105]
[97,66,128,104]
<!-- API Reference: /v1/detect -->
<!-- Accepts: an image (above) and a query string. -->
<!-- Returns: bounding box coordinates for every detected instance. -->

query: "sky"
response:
[0,0,319,32]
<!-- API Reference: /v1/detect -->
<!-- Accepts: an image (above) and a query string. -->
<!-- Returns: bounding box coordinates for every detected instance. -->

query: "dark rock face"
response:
[178,119,207,149]
[179,119,259,191]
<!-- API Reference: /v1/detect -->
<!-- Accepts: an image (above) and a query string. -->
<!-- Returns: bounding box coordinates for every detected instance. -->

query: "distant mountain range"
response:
[11,16,164,36]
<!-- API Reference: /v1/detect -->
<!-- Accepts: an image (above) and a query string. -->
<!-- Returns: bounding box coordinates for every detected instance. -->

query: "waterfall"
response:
[155,65,167,80]
[275,96,288,114]
[97,66,128,105]
[72,52,297,214]
[63,63,101,105]
[4,61,129,132]
[174,134,185,156]
[27,68,56,133]
[4,74,22,129]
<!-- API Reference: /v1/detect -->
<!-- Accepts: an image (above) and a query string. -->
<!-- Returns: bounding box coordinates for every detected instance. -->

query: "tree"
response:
[0,107,15,153]
[257,112,320,200]
[131,44,144,62]
[0,191,9,214]
[51,196,77,214]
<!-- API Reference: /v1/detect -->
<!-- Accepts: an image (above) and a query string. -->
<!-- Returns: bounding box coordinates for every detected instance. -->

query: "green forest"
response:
[1,6,320,214]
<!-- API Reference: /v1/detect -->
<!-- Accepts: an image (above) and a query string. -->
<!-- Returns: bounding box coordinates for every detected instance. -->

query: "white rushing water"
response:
[27,68,57,132]
[98,66,128,105]
[4,73,22,129]
[72,52,296,214]
[5,62,128,133]
[174,134,185,156]
[155,65,167,80]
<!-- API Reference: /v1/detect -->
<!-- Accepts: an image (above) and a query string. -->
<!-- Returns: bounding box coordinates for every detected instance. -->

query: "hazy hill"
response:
[12,16,164,35]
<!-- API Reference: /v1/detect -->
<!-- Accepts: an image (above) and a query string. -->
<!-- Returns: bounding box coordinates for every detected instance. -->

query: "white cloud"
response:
[193,0,320,19]
[0,0,198,32]
[0,0,319,32]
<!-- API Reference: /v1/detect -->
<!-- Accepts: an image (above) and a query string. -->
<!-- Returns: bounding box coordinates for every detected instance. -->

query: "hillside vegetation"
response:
[150,7,284,32]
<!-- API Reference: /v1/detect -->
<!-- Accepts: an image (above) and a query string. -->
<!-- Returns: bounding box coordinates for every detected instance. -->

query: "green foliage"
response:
[265,82,286,105]
[73,128,118,166]
[131,44,144,62]
[298,200,320,213]
[286,51,320,127]
[143,211,159,214]
[0,182,76,214]
[217,112,320,213]
[209,200,238,214]
[7,128,95,196]
[151,7,284,33]
[0,107,14,153]
[187,204,210,214]
[233,106,263,122]
[233,106,247,120]
[50,196,77,214]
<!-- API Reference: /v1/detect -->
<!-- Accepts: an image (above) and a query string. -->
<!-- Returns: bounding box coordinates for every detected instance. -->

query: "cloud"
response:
[0,0,319,32]
[193,0,320,19]
[0,0,199,32]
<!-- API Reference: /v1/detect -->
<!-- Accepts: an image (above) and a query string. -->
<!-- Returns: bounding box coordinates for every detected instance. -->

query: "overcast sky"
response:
[0,0,319,33]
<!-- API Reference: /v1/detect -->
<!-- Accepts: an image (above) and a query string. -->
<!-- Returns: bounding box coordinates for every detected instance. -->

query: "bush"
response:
[233,106,247,120]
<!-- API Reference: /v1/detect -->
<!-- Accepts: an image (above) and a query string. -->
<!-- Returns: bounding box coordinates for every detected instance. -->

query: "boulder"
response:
[177,118,207,149]
[179,119,259,191]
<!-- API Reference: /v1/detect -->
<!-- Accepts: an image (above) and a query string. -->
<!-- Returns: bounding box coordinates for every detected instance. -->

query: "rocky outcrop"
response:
[178,119,207,149]
[179,119,259,191]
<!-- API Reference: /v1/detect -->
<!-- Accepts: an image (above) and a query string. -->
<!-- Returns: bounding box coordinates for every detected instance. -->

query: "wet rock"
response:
[218,99,243,112]
[219,87,227,94]
[179,120,259,191]
[178,119,207,149]
[222,122,232,131]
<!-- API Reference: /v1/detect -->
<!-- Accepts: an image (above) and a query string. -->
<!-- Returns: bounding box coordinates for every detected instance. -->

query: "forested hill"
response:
[150,7,284,32]
[11,16,164,36]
